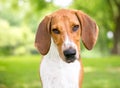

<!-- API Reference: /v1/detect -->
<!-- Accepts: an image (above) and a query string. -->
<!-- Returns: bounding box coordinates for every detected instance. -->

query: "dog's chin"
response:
[66,60,75,63]
[65,58,76,63]
[60,55,77,63]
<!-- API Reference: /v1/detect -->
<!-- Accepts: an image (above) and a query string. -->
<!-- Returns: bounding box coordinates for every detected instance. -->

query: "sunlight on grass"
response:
[84,67,95,72]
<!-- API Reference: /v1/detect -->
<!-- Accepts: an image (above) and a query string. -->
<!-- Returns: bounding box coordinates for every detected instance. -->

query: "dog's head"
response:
[35,9,99,63]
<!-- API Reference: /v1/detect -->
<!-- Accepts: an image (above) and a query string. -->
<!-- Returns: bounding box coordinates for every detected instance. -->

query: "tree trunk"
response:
[111,15,120,55]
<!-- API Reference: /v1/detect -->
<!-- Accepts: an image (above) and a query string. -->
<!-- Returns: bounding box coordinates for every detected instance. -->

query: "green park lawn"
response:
[0,55,120,88]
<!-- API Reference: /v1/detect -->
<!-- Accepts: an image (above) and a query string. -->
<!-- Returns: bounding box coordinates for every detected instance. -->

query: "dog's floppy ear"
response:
[35,16,51,55]
[75,10,99,50]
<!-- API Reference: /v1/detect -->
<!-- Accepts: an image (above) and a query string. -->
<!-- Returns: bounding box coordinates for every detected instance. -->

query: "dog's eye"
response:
[72,25,79,32]
[52,29,60,34]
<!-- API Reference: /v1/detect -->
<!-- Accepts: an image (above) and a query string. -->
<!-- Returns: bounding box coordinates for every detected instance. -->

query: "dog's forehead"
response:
[52,9,74,16]
[51,9,75,19]
[50,9,78,25]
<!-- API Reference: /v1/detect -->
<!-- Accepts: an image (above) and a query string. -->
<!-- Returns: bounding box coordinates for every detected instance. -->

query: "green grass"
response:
[82,56,120,88]
[0,55,120,88]
[0,55,41,88]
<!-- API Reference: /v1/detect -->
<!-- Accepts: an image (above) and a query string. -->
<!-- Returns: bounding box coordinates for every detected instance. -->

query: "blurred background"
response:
[0,0,120,88]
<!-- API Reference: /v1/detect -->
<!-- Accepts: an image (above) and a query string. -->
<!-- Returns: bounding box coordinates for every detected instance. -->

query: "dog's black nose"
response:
[63,48,76,59]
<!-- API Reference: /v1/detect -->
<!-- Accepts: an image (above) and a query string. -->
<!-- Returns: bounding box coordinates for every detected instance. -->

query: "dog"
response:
[35,9,99,88]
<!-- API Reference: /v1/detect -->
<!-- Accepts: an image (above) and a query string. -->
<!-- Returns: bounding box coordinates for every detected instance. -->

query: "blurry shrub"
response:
[0,19,35,55]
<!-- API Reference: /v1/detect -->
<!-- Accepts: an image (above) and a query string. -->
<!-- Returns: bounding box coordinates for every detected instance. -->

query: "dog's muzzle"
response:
[63,48,76,63]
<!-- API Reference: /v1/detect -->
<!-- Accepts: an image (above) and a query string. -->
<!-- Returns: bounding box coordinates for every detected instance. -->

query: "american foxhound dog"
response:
[35,9,99,88]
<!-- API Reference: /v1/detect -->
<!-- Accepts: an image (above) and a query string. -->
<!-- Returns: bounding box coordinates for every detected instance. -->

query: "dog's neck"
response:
[40,39,81,88]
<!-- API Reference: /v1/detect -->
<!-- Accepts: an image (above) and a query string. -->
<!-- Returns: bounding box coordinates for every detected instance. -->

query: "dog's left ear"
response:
[75,10,99,50]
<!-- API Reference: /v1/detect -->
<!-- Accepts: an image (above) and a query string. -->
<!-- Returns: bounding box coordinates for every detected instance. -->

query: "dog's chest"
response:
[40,57,80,88]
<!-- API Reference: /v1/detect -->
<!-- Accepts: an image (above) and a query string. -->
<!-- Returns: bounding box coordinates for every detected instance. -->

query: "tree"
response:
[0,0,56,55]
[108,0,120,54]
[72,0,120,55]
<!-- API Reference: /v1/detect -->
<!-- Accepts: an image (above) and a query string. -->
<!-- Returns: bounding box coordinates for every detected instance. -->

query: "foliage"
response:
[0,55,120,88]
[71,0,120,54]
[0,0,120,55]
[0,0,56,55]
[0,19,34,55]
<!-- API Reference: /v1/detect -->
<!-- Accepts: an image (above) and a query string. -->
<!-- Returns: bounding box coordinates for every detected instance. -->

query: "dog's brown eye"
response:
[72,25,79,32]
[52,29,60,34]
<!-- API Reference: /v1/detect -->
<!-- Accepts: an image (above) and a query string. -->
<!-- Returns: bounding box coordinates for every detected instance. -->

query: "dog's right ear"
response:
[35,16,51,55]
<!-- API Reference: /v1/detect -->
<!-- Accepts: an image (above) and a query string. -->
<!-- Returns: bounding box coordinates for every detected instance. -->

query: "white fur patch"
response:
[63,35,76,49]
[62,35,79,59]
[40,40,81,88]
